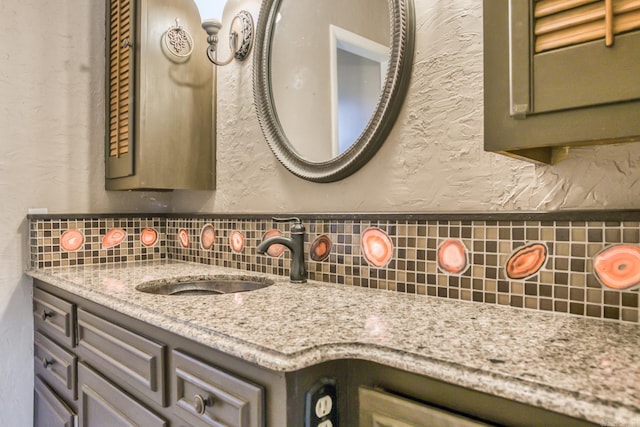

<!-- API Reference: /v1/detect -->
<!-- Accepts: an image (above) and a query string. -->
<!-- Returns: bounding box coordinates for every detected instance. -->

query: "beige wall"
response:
[173,0,640,212]
[0,2,170,424]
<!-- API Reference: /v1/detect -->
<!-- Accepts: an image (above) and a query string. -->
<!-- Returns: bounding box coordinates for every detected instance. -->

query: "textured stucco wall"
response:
[0,2,170,424]
[172,0,640,213]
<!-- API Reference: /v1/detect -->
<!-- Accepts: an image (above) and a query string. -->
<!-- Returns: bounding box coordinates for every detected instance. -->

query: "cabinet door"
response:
[78,363,167,427]
[105,0,214,191]
[484,0,640,163]
[359,387,492,427]
[34,375,76,427]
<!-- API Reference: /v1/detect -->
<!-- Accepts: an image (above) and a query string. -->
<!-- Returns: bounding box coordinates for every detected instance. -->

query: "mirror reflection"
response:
[269,0,390,163]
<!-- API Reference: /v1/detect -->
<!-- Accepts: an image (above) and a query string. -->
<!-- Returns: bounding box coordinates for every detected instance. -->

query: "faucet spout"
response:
[256,218,307,283]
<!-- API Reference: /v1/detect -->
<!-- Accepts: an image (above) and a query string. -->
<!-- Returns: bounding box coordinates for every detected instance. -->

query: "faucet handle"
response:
[272,217,304,233]
[272,216,301,224]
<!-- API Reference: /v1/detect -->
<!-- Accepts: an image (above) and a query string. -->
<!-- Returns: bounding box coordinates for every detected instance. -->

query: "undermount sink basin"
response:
[135,276,274,296]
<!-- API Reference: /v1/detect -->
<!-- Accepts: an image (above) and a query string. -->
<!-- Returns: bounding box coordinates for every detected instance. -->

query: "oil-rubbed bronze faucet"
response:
[256,217,307,283]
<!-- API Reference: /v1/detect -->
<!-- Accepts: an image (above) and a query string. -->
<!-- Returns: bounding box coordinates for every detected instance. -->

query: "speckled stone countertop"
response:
[27,260,639,426]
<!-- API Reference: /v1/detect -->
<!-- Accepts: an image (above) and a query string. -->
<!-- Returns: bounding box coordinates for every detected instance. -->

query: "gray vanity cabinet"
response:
[33,279,600,427]
[33,280,278,427]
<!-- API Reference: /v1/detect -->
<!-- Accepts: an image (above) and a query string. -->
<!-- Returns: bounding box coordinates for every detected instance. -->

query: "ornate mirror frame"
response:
[253,0,415,182]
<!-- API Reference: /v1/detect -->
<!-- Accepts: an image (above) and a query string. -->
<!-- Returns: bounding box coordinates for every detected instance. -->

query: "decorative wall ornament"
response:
[162,19,194,58]
[437,239,469,275]
[102,228,127,250]
[593,244,640,290]
[178,229,190,248]
[262,229,285,257]
[505,243,548,280]
[60,229,84,252]
[361,227,393,268]
[310,235,332,262]
[229,230,245,253]
[140,228,158,247]
[200,224,216,250]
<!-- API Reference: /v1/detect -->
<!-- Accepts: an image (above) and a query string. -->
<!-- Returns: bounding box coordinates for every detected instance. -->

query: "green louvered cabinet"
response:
[484,0,640,163]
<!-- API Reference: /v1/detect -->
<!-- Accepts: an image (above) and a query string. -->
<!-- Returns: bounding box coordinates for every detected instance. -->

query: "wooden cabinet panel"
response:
[172,350,264,427]
[34,331,78,401]
[34,375,76,427]
[77,308,167,406]
[78,363,167,427]
[33,288,76,348]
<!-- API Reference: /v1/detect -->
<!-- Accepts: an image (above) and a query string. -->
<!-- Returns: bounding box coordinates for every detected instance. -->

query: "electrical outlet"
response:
[305,377,338,427]
[315,395,333,418]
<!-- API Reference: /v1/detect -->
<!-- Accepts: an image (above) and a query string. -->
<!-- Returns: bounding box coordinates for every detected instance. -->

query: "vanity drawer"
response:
[172,350,264,427]
[33,287,76,348]
[34,331,77,401]
[76,308,167,406]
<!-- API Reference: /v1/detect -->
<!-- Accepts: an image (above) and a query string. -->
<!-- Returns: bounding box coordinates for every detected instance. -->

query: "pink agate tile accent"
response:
[361,227,393,268]
[140,228,158,247]
[200,224,216,250]
[593,244,640,290]
[310,235,332,262]
[437,239,469,275]
[102,228,127,249]
[262,229,285,257]
[60,229,84,252]
[505,243,547,280]
[229,230,245,253]
[178,229,190,248]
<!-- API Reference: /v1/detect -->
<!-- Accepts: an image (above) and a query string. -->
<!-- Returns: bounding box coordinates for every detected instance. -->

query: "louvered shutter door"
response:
[106,0,135,179]
[534,0,640,52]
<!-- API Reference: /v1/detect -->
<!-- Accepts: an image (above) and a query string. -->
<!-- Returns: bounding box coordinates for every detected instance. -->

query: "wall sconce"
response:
[194,1,254,66]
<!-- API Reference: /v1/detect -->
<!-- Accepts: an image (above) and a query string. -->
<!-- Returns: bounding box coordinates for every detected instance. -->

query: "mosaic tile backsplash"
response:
[29,214,640,323]
[30,217,166,267]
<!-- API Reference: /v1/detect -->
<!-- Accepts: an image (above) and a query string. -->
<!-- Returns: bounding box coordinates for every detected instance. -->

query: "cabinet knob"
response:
[41,310,54,321]
[43,358,55,369]
[193,394,209,415]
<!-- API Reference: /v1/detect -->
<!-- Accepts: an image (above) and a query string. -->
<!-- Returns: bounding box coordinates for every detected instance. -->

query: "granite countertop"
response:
[27,260,639,426]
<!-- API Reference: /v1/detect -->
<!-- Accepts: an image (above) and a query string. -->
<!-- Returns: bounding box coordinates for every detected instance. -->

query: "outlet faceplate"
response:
[305,377,338,427]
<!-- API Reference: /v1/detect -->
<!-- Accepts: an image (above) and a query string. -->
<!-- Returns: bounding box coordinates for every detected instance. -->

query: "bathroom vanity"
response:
[29,260,639,427]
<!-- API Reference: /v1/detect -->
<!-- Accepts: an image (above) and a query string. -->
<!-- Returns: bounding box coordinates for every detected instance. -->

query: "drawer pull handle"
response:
[194,394,210,415]
[43,358,55,369]
[41,310,54,321]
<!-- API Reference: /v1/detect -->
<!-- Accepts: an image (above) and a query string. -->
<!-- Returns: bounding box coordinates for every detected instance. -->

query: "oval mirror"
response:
[253,0,415,182]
